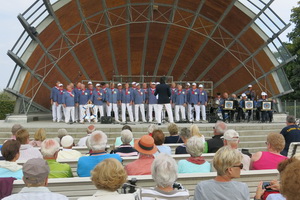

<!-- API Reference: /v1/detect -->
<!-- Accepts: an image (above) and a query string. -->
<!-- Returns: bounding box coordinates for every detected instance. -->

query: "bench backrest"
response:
[287,142,300,158]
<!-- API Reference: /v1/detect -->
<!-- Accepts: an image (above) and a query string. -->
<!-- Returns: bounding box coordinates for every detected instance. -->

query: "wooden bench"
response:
[12,170,279,200]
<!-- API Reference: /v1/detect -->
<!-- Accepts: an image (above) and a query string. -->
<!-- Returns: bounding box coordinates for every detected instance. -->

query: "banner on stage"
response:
[224,101,234,110]
[262,101,272,111]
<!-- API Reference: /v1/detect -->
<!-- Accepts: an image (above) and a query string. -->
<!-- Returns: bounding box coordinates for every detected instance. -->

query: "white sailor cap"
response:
[151,82,156,85]
[186,82,190,86]
[96,83,101,87]
[132,82,136,85]
[88,81,93,85]
[117,83,122,86]
[261,92,267,96]
[192,83,196,86]
[248,84,252,88]
[136,83,139,86]
[241,93,247,97]
[59,83,63,86]
[156,82,160,85]
[198,84,204,88]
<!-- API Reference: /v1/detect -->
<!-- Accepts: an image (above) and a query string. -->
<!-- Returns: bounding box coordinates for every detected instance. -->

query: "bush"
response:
[0,100,15,120]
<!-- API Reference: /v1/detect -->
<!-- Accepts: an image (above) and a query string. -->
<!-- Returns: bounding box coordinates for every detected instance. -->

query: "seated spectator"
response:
[41,139,73,178]
[10,124,23,140]
[152,129,171,156]
[194,146,249,200]
[78,158,139,200]
[206,121,227,153]
[77,125,96,146]
[125,135,157,175]
[113,130,138,157]
[147,124,158,137]
[3,158,68,200]
[57,135,82,160]
[29,128,46,147]
[175,128,192,154]
[114,125,134,147]
[222,129,250,170]
[165,123,183,143]
[77,131,122,177]
[251,133,287,170]
[280,115,300,156]
[178,136,210,173]
[190,124,208,153]
[53,128,68,145]
[16,129,42,162]
[0,140,23,179]
[142,153,189,199]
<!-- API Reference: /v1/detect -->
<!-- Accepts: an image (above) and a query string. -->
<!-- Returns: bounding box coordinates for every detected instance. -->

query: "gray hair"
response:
[88,131,108,151]
[57,129,68,138]
[41,139,60,158]
[214,121,228,135]
[179,127,191,140]
[148,124,158,134]
[186,136,204,157]
[121,130,133,144]
[286,115,296,124]
[151,153,178,188]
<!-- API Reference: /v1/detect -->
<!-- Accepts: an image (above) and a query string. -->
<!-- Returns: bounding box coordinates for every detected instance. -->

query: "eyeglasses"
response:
[232,163,243,169]
[265,141,268,145]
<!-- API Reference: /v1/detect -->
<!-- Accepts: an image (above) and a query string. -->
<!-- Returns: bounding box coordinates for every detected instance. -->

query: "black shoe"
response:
[158,123,161,125]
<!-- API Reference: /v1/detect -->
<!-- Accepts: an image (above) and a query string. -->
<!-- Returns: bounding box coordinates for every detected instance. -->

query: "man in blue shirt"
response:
[198,84,208,122]
[74,82,82,122]
[257,92,273,123]
[244,84,256,100]
[106,82,120,122]
[54,83,65,123]
[147,82,158,122]
[280,115,300,156]
[77,84,92,123]
[77,131,122,177]
[187,83,200,122]
[121,83,134,122]
[91,83,105,122]
[174,84,187,122]
[62,85,76,124]
[133,83,146,122]
[50,81,60,122]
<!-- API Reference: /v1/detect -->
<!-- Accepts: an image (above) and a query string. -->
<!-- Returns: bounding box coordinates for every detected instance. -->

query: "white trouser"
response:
[93,105,104,122]
[80,105,90,122]
[65,106,75,123]
[107,103,119,121]
[188,104,200,121]
[175,105,186,121]
[199,104,206,120]
[134,104,146,122]
[156,104,174,124]
[52,103,57,122]
[75,105,80,121]
[148,104,157,122]
[121,103,134,122]
[56,104,64,122]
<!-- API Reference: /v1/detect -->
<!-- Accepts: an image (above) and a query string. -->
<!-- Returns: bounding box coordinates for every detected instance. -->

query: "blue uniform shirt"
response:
[170,87,177,103]
[74,88,81,103]
[188,89,200,104]
[174,90,187,105]
[62,91,75,107]
[55,89,65,104]
[199,90,208,105]
[133,89,145,104]
[147,88,157,104]
[106,88,119,103]
[121,88,133,103]
[78,89,91,105]
[92,89,105,105]
[50,87,59,101]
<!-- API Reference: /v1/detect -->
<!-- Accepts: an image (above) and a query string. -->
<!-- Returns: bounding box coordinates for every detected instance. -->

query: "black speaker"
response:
[101,116,112,124]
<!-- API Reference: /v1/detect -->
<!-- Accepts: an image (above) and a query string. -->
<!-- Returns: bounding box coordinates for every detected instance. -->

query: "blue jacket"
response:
[121,88,133,103]
[170,88,177,103]
[133,89,145,104]
[50,86,59,101]
[77,90,91,105]
[198,90,208,105]
[147,88,157,104]
[174,90,187,105]
[187,89,200,104]
[92,89,105,105]
[62,91,75,107]
[106,88,119,103]
[0,167,23,180]
[55,89,65,104]
[74,88,81,103]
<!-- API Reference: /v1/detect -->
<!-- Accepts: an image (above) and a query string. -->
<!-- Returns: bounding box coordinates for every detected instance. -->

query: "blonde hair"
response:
[34,128,46,141]
[213,146,242,176]
[267,133,285,152]
[167,123,179,136]
[91,158,127,191]
[16,129,29,144]
[190,124,203,137]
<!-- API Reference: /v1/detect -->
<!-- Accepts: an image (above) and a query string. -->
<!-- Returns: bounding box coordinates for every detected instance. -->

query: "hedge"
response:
[0,100,15,120]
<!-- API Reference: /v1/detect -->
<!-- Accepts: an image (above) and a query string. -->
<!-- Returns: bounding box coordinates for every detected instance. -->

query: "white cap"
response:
[241,93,247,97]
[59,83,63,86]
[198,84,203,88]
[61,135,74,148]
[88,81,93,85]
[221,129,239,141]
[248,84,252,88]
[186,82,190,86]
[192,83,196,86]
[261,92,267,96]
[132,82,136,85]
[156,82,160,85]
[151,82,156,85]
[136,83,139,86]
[96,83,101,87]
[117,83,122,86]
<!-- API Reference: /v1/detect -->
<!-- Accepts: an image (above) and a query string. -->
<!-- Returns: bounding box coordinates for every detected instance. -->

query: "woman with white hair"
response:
[113,130,138,157]
[114,125,134,148]
[175,128,192,154]
[142,153,189,199]
[147,124,158,136]
[178,136,210,173]
[194,146,249,200]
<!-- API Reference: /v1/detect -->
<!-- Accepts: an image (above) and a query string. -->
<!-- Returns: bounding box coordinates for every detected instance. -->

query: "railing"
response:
[282,100,300,118]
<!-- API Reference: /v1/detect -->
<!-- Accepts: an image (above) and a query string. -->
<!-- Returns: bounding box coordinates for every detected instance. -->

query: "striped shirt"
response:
[141,187,189,200]
[114,145,138,157]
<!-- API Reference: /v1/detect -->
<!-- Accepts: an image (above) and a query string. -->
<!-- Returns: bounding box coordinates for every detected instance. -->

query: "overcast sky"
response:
[0,0,298,91]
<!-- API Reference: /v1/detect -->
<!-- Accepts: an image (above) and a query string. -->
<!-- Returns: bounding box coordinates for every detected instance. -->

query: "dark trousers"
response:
[261,111,273,122]
[222,110,235,122]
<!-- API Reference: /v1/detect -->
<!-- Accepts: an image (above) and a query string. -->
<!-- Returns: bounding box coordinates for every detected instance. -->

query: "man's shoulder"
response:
[3,192,68,200]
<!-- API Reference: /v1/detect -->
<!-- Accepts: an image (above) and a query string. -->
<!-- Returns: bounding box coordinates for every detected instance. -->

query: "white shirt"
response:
[78,189,140,200]
[17,144,43,162]
[77,136,90,146]
[3,187,68,200]
[57,149,82,160]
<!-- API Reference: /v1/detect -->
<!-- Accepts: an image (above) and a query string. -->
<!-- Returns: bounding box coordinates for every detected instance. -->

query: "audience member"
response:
[125,135,157,175]
[41,139,73,178]
[147,124,158,136]
[29,128,46,147]
[175,128,191,154]
[54,128,68,145]
[77,125,96,146]
[0,140,23,179]
[280,115,300,156]
[206,121,227,153]
[77,131,122,177]
[57,135,82,160]
[152,129,172,156]
[190,124,207,153]
[142,153,189,199]
[3,158,68,200]
[178,136,210,173]
[222,129,250,170]
[10,124,23,140]
[194,146,249,200]
[16,129,42,162]
[78,158,139,200]
[165,123,183,143]
[114,125,134,147]
[251,133,287,170]
[113,130,138,157]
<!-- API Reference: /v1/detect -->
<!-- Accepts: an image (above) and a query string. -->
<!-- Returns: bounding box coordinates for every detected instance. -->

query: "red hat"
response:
[134,135,157,155]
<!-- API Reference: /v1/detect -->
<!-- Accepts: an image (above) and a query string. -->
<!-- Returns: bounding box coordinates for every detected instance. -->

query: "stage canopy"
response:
[5,0,296,113]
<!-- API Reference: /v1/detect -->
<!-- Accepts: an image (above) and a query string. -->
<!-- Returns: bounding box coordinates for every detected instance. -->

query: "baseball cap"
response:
[241,93,247,97]
[59,83,63,87]
[61,135,74,148]
[151,82,156,85]
[132,82,136,85]
[192,83,196,86]
[117,83,122,86]
[136,83,139,86]
[96,83,101,87]
[23,158,50,184]
[199,84,204,88]
[248,84,252,88]
[88,81,93,85]
[221,129,239,141]
[261,92,267,96]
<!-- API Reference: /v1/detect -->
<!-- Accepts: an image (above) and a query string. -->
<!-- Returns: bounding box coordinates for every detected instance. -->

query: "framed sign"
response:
[245,101,253,110]
[262,101,272,111]
[224,101,234,110]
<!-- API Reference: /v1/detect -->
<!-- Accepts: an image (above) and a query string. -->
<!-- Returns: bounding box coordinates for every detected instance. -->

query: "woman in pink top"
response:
[250,133,287,170]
